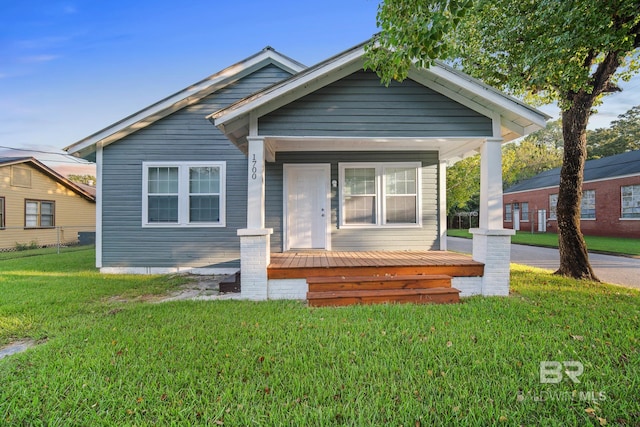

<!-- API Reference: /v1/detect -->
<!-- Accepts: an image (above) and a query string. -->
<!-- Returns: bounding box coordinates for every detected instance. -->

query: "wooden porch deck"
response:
[268,250,484,280]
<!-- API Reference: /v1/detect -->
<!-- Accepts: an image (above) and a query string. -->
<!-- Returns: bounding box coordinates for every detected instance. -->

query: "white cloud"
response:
[17,36,71,50]
[63,5,78,15]
[18,54,60,64]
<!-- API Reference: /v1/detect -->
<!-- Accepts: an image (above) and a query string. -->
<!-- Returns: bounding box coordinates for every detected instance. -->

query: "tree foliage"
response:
[502,139,564,189]
[447,135,563,215]
[368,0,639,105]
[367,0,640,280]
[446,155,480,214]
[67,174,96,185]
[587,105,640,159]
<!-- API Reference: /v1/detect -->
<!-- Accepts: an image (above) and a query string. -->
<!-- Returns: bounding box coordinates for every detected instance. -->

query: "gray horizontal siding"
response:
[266,151,440,252]
[101,65,292,268]
[258,70,492,138]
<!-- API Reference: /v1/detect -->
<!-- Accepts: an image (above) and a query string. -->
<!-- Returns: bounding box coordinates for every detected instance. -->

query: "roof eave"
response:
[64,48,305,157]
[212,40,550,143]
[209,41,368,132]
[1,157,96,201]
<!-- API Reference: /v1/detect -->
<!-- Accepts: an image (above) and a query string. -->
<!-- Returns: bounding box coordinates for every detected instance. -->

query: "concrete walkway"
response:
[447,236,640,290]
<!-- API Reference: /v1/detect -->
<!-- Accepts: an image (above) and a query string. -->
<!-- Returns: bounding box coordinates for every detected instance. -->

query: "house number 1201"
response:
[251,154,257,180]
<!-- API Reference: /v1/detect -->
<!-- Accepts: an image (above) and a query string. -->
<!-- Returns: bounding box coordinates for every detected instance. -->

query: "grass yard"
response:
[447,229,640,256]
[1,249,639,425]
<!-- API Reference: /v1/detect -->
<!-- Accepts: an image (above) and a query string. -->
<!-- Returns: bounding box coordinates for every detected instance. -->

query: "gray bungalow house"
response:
[65,40,549,303]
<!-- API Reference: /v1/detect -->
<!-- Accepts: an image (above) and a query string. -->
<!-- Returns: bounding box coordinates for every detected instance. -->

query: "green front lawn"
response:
[1,249,639,425]
[447,229,640,256]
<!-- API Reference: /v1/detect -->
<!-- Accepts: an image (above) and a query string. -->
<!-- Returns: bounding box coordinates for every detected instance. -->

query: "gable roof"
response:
[209,39,550,149]
[505,150,640,194]
[64,47,306,159]
[0,157,96,201]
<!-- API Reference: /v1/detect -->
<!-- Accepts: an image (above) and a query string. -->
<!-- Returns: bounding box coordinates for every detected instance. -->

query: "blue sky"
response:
[1,0,638,169]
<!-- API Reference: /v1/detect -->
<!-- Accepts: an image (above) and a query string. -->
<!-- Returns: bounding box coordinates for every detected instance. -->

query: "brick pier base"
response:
[470,228,515,296]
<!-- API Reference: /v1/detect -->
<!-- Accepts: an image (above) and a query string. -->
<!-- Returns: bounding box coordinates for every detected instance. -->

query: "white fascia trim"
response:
[95,144,103,269]
[426,65,550,128]
[409,68,547,139]
[65,50,305,157]
[211,47,365,128]
[439,138,486,160]
[267,136,486,156]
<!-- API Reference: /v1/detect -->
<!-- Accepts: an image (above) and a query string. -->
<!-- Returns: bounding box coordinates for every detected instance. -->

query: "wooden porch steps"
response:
[306,274,460,307]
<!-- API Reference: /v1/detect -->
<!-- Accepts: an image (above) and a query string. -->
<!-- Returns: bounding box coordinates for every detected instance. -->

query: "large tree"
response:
[367,0,640,280]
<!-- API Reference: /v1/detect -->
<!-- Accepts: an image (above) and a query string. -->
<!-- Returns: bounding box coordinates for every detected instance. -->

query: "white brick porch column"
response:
[238,136,272,300]
[471,137,514,296]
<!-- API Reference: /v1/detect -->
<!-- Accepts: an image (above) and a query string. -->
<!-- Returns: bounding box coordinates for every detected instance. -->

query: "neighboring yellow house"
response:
[0,157,96,250]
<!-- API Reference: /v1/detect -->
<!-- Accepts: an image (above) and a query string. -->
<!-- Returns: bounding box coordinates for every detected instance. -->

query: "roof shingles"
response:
[505,150,640,193]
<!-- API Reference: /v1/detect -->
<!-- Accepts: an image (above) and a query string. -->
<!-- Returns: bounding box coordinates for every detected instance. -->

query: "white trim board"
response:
[65,48,305,158]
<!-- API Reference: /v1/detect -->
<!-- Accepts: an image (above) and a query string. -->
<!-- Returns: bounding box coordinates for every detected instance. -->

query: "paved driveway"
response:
[447,236,640,290]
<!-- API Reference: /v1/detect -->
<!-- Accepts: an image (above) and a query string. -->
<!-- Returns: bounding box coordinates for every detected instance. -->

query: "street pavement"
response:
[447,236,640,290]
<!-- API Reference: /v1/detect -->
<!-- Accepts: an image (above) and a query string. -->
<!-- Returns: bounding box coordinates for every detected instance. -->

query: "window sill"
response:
[339,224,423,229]
[142,223,226,228]
[619,217,640,221]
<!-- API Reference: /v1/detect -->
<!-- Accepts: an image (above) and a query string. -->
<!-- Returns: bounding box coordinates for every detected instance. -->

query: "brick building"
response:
[503,150,640,238]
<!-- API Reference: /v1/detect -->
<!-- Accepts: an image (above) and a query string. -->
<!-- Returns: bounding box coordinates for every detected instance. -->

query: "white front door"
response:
[284,164,330,250]
[513,204,520,231]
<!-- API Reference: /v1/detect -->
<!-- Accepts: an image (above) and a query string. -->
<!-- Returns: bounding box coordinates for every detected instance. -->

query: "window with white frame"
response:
[339,162,421,227]
[521,202,529,221]
[621,184,640,218]
[580,190,596,219]
[549,194,558,220]
[142,162,225,227]
[504,204,512,222]
[25,200,55,227]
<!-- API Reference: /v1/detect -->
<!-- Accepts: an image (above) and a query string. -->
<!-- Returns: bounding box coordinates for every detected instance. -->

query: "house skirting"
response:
[100,267,239,275]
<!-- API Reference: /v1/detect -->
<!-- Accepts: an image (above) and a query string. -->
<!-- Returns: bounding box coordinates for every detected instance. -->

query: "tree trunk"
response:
[555,101,599,280]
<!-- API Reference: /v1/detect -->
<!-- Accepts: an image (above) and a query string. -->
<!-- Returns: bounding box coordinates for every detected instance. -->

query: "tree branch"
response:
[589,51,621,99]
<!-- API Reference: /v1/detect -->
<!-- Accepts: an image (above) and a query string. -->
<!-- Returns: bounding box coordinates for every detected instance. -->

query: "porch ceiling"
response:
[258,136,486,163]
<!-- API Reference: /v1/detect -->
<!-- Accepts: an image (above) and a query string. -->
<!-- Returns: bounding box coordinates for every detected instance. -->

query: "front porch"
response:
[268,250,484,279]
[266,250,485,306]
[209,43,548,303]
